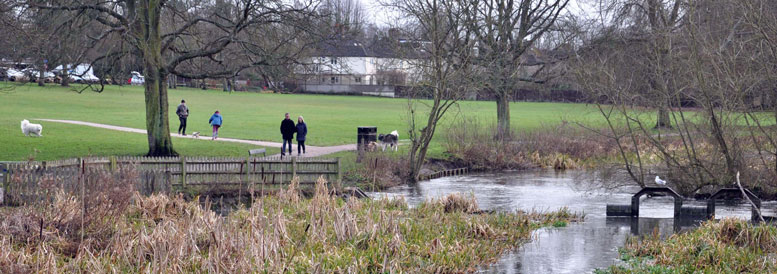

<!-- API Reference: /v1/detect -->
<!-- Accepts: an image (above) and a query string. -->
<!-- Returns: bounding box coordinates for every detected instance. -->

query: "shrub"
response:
[445,119,618,170]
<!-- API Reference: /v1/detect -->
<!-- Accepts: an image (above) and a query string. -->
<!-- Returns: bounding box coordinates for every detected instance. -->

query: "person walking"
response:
[295,116,307,155]
[280,113,296,156]
[209,110,223,140]
[176,99,189,135]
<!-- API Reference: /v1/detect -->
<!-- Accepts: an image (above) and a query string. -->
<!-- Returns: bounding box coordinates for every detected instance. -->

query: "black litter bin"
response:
[357,127,377,149]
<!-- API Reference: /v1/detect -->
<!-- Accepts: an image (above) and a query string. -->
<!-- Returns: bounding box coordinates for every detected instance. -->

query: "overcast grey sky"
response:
[361,0,596,27]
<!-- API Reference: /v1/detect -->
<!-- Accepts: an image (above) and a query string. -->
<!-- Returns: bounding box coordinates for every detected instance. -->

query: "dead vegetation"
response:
[608,219,777,273]
[445,119,620,171]
[0,176,581,273]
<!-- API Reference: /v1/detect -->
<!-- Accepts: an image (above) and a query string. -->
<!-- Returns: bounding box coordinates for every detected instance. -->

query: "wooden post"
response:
[110,156,117,172]
[165,171,172,194]
[180,157,187,189]
[336,158,342,189]
[0,163,7,205]
[291,157,297,179]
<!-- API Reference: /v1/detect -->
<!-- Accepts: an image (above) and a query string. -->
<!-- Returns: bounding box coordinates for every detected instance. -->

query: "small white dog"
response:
[21,119,43,137]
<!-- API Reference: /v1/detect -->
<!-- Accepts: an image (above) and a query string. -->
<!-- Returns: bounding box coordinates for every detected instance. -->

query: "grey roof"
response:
[314,38,426,59]
[315,39,371,57]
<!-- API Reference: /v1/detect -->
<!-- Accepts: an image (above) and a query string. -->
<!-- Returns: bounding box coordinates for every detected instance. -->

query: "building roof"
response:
[314,39,372,57]
[313,37,426,59]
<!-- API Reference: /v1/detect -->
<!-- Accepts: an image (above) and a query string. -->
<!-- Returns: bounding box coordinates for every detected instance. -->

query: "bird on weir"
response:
[655,176,667,186]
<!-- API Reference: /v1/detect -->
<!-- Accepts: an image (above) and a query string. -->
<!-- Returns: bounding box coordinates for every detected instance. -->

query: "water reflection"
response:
[370,170,758,273]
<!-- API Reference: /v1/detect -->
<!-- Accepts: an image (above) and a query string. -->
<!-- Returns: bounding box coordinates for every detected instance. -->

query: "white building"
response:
[293,39,424,97]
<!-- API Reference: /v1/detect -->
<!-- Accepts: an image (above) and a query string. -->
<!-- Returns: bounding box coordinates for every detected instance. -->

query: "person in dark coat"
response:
[295,116,307,155]
[280,113,296,156]
[176,99,189,135]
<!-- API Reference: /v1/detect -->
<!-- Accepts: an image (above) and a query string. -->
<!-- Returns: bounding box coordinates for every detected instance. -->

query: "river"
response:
[369,170,765,273]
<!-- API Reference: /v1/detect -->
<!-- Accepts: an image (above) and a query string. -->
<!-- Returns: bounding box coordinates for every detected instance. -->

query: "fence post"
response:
[291,157,297,179]
[0,163,6,205]
[110,156,117,172]
[180,157,187,189]
[336,158,342,189]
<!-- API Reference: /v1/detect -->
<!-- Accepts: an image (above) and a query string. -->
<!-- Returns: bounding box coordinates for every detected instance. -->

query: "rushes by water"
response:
[603,219,777,273]
[0,178,581,273]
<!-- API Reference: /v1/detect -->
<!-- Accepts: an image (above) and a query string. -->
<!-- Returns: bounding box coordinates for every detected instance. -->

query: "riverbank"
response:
[340,121,630,191]
[0,178,581,272]
[600,219,777,273]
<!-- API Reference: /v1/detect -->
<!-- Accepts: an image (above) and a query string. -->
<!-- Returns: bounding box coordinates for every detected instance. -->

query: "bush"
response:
[445,119,618,170]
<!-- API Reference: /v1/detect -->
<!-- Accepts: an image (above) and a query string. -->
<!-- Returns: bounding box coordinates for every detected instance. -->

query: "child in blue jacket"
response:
[208,110,223,140]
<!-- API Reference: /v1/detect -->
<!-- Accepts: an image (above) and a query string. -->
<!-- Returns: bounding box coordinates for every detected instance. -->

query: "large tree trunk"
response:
[496,93,511,139]
[655,106,672,129]
[141,0,176,156]
[60,70,69,86]
[144,70,175,156]
[37,69,44,86]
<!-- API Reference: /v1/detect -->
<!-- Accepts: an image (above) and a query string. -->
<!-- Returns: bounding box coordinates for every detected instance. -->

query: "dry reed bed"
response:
[445,120,623,170]
[605,219,777,273]
[0,178,581,273]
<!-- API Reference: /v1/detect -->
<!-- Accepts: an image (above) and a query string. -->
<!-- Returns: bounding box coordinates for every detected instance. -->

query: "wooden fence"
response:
[1,156,341,205]
[421,167,469,181]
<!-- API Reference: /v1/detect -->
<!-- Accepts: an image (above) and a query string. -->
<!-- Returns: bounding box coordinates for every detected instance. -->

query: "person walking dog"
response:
[296,116,307,155]
[280,113,296,156]
[209,110,223,140]
[176,99,189,135]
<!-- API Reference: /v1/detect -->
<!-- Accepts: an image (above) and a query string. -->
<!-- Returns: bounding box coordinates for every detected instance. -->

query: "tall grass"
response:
[0,177,581,272]
[604,219,777,273]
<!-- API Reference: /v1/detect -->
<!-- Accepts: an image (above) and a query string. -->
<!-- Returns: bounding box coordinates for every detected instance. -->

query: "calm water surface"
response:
[370,170,762,274]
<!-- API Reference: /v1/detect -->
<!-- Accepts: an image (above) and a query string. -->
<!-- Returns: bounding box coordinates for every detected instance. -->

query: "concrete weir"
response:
[606,186,766,223]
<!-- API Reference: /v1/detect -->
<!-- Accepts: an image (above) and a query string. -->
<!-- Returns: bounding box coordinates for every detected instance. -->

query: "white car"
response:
[22,68,56,82]
[130,71,145,85]
[54,64,100,83]
[6,68,26,81]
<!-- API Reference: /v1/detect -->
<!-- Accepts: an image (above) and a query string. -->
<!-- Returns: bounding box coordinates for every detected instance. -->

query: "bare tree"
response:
[573,0,775,194]
[383,0,476,182]
[599,0,687,129]
[10,0,321,156]
[319,0,366,38]
[459,0,569,139]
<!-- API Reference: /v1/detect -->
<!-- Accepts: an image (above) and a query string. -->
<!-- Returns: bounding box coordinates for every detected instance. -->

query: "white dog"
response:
[21,119,43,137]
[378,130,399,151]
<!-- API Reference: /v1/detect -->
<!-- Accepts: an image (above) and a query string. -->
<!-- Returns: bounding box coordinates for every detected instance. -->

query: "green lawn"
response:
[1,83,605,160]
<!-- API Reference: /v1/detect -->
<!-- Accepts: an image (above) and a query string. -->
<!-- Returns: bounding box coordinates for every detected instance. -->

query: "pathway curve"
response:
[37,119,357,157]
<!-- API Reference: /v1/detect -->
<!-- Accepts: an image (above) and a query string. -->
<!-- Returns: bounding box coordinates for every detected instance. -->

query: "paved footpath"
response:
[37,119,357,158]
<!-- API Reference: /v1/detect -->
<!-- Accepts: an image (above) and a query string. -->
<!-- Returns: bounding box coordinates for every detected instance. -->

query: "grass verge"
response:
[599,219,777,273]
[0,178,581,273]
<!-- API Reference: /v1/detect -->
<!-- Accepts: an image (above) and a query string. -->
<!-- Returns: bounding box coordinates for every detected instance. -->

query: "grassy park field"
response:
[0,83,606,161]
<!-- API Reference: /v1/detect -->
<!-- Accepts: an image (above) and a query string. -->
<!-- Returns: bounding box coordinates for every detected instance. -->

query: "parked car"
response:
[6,68,27,82]
[22,68,56,82]
[130,71,145,85]
[52,64,100,83]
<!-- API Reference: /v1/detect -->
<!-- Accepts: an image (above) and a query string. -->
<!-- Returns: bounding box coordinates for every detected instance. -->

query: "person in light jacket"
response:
[208,110,223,140]
[295,116,307,155]
[280,113,296,156]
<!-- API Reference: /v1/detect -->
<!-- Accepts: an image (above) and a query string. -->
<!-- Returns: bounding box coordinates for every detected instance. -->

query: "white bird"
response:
[655,176,667,186]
